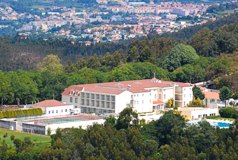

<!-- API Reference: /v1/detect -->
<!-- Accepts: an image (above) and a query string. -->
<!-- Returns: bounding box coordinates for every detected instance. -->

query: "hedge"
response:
[0,108,43,118]
[219,107,238,119]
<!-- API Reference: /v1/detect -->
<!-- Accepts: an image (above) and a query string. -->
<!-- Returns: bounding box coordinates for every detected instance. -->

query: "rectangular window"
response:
[107,102,110,108]
[111,96,115,102]
[91,100,95,106]
[91,94,95,99]
[81,92,85,98]
[101,95,105,100]
[96,94,100,100]
[75,98,78,103]
[86,99,89,106]
[96,101,100,107]
[56,110,58,113]
[106,95,110,101]
[70,97,73,103]
[81,99,85,105]
[101,101,105,108]
[86,93,90,98]
[48,111,50,114]
[111,102,115,109]
[65,109,67,112]
[210,99,215,103]
[81,107,86,113]
[52,110,54,113]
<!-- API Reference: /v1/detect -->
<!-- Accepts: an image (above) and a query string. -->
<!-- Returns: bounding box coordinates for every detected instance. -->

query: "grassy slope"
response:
[0,129,51,149]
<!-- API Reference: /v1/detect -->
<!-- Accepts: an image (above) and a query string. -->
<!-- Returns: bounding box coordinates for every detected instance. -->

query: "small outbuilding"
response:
[32,100,74,116]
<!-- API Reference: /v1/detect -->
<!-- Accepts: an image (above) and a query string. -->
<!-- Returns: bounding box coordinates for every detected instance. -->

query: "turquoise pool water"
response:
[209,121,232,128]
[187,121,232,128]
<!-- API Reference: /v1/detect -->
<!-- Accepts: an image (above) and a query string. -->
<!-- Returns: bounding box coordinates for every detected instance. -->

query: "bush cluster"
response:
[0,108,43,118]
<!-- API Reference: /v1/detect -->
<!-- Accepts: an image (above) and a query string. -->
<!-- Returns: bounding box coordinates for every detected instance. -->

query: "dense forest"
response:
[0,53,236,105]
[1,14,238,105]
[0,109,238,160]
[1,13,238,71]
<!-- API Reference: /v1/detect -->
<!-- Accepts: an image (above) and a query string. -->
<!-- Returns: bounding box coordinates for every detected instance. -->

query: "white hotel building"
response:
[61,78,193,114]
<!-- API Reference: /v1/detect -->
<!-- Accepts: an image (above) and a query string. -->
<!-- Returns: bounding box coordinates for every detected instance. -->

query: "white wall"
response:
[132,92,153,113]
[161,87,175,103]
[46,119,105,134]
[43,105,74,116]
[182,86,193,107]
[191,108,219,120]
[115,91,132,114]
[204,99,220,108]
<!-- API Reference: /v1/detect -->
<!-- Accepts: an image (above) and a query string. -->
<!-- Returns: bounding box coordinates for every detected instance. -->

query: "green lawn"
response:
[0,129,51,149]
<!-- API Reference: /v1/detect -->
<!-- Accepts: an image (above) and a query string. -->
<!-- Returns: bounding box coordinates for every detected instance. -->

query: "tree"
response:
[154,111,186,145]
[166,98,174,108]
[162,44,199,71]
[219,107,238,118]
[220,86,232,107]
[47,127,52,136]
[190,27,218,56]
[0,71,11,105]
[37,54,64,74]
[187,98,203,107]
[104,116,117,128]
[192,85,205,100]
[115,107,139,130]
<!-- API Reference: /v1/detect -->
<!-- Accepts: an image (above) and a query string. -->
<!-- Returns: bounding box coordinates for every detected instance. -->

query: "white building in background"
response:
[179,107,219,120]
[62,78,193,115]
[32,100,75,116]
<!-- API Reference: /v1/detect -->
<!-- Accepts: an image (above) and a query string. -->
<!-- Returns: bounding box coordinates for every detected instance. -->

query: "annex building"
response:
[62,78,193,114]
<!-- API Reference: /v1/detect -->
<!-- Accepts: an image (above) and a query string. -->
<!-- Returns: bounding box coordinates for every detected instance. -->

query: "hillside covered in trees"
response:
[1,14,238,104]
[0,13,238,71]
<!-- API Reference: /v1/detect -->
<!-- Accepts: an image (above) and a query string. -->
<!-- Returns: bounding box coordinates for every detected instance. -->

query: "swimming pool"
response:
[209,121,232,128]
[187,120,233,129]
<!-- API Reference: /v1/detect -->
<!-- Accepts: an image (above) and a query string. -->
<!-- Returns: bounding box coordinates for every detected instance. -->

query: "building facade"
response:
[179,107,219,120]
[62,78,193,114]
[32,100,75,116]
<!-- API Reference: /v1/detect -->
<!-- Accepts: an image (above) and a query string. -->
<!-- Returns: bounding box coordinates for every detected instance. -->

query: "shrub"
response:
[10,135,15,141]
[0,108,43,118]
[219,107,238,118]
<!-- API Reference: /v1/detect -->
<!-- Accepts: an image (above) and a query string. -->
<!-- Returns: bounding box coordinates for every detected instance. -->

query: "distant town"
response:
[0,0,226,45]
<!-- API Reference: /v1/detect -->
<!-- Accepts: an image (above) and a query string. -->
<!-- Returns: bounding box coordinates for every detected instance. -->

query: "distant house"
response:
[179,107,219,120]
[32,100,74,116]
[203,91,224,108]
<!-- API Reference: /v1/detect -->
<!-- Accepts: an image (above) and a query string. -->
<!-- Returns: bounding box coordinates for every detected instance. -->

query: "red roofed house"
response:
[203,90,224,108]
[61,78,193,114]
[32,100,74,116]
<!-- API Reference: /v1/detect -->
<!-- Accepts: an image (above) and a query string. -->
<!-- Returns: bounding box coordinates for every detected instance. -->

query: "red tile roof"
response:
[203,91,220,100]
[153,100,164,105]
[62,78,192,96]
[33,100,66,108]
